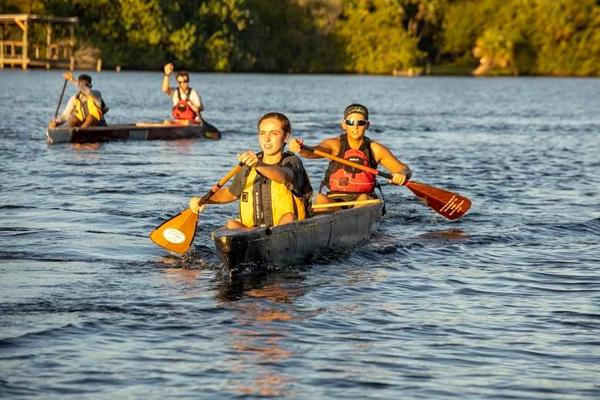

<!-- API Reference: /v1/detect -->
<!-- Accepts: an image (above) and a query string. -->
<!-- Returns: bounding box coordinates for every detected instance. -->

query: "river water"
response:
[1,70,599,399]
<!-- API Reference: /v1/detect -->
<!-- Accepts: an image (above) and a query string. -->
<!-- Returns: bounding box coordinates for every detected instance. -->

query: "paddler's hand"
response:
[63,71,74,82]
[164,63,174,76]
[390,173,408,186]
[238,150,259,167]
[288,138,303,153]
[188,197,206,214]
[48,119,57,128]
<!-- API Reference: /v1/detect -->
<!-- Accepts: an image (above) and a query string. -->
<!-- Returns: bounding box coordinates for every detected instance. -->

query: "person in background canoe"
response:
[289,103,411,207]
[162,63,203,125]
[189,112,312,229]
[48,72,108,129]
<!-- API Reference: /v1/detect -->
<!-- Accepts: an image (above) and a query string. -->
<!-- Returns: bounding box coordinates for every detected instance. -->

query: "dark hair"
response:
[175,71,189,80]
[344,103,369,120]
[258,112,291,135]
[78,74,92,84]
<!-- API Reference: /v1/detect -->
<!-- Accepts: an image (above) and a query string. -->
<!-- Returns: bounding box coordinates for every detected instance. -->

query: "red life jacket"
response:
[323,134,377,193]
[172,88,198,121]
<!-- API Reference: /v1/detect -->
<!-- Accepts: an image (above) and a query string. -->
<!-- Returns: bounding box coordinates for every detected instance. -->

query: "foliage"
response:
[442,0,600,76]
[1,0,597,75]
[336,0,424,74]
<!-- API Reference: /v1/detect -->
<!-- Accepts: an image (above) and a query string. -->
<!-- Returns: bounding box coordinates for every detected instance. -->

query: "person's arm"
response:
[76,80,91,96]
[204,187,238,203]
[49,96,74,127]
[371,142,412,185]
[289,137,338,159]
[162,63,174,96]
[61,69,101,109]
[80,113,97,129]
[238,151,293,184]
[188,186,238,213]
[281,156,308,192]
[189,90,203,113]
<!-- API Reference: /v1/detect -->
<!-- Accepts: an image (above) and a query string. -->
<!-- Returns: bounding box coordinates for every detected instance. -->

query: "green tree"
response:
[336,0,423,74]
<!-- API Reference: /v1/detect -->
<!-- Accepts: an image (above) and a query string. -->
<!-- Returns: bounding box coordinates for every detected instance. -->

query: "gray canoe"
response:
[46,119,221,144]
[212,201,384,275]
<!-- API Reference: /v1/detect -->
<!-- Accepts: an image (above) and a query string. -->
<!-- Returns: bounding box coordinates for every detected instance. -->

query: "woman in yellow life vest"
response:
[48,72,107,129]
[189,112,312,229]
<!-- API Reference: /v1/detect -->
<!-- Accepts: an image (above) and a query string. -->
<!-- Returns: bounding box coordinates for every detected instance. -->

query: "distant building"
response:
[0,14,78,70]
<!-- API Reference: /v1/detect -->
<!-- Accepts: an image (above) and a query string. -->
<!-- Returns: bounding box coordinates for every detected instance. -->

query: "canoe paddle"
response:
[53,77,69,121]
[300,143,471,220]
[150,163,243,254]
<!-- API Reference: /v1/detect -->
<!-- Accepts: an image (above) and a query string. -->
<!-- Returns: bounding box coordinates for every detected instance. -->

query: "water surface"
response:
[1,70,599,398]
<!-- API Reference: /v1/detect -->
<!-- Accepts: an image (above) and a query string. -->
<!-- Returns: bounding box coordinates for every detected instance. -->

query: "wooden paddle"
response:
[150,163,243,254]
[53,77,69,121]
[300,144,471,220]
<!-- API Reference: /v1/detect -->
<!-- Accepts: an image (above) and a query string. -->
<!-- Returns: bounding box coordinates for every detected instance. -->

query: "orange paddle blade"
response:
[150,209,199,254]
[405,181,471,220]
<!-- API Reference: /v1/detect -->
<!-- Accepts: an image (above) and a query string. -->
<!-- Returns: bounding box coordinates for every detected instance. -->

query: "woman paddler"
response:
[189,112,313,229]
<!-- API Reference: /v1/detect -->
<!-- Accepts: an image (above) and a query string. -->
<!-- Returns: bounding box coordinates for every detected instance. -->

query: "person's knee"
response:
[277,212,294,226]
[353,193,371,207]
[315,193,333,204]
[67,118,80,127]
[226,219,244,229]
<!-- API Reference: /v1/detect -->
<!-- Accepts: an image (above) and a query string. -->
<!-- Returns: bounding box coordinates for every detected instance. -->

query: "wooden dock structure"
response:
[0,14,78,70]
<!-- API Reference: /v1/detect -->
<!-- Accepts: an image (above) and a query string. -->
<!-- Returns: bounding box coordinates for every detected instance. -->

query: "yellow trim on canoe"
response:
[311,199,382,209]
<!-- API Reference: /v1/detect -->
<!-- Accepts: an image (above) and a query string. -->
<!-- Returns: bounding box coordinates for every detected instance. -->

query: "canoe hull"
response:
[46,120,220,144]
[212,202,384,275]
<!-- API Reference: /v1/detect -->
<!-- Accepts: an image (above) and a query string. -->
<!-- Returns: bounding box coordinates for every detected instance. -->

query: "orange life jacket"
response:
[323,134,377,193]
[172,88,198,121]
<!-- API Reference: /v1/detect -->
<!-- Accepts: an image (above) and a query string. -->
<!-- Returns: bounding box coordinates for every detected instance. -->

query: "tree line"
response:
[3,0,599,75]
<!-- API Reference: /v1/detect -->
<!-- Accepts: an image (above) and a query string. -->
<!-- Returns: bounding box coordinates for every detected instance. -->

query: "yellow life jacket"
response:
[73,93,103,123]
[238,158,309,228]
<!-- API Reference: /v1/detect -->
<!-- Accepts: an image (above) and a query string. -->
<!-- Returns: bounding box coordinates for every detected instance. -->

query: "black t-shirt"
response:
[228,154,308,197]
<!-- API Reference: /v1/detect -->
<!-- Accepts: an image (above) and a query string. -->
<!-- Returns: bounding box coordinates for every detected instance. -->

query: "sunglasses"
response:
[177,79,189,84]
[345,119,367,127]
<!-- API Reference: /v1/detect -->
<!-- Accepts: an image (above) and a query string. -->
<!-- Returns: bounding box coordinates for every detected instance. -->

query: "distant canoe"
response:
[46,119,221,144]
[212,201,384,276]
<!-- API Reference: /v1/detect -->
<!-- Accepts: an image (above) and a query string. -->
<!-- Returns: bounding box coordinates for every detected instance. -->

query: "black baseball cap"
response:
[344,103,369,119]
[78,74,92,84]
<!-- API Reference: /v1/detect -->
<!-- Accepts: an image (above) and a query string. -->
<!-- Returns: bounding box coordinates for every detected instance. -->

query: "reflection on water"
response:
[162,267,201,285]
[417,228,468,241]
[71,142,103,151]
[218,275,306,397]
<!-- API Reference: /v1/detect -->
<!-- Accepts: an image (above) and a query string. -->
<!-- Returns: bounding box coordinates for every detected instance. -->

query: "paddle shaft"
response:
[54,78,69,120]
[301,144,393,179]
[197,163,243,206]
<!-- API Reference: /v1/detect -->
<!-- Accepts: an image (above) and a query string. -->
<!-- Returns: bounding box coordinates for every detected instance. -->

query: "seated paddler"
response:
[162,63,203,125]
[189,112,312,230]
[289,103,411,208]
[48,72,108,129]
